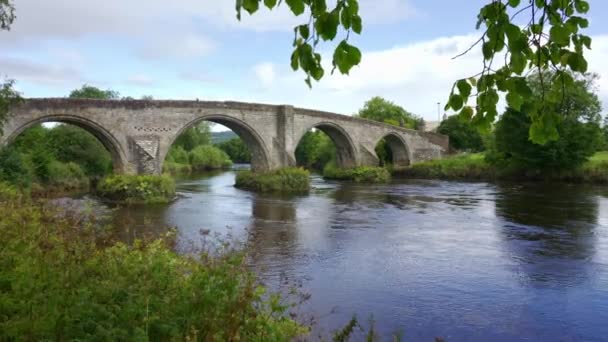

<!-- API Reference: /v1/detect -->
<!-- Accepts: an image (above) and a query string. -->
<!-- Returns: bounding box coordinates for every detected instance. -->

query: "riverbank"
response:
[397,152,608,183]
[0,183,307,340]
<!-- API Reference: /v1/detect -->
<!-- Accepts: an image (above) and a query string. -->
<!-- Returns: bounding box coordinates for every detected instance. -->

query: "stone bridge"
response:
[2,98,448,174]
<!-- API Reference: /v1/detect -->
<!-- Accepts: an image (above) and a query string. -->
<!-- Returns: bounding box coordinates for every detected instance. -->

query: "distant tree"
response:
[173,122,212,151]
[217,138,251,164]
[601,116,608,151]
[69,85,119,100]
[141,95,154,100]
[494,72,602,170]
[295,130,335,170]
[355,97,422,130]
[438,115,484,152]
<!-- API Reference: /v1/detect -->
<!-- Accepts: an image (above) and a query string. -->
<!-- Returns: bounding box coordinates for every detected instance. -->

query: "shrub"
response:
[0,197,307,340]
[97,174,176,204]
[47,161,88,189]
[166,145,189,164]
[323,164,391,183]
[162,161,192,175]
[188,145,233,171]
[437,115,484,152]
[398,153,494,180]
[235,167,310,193]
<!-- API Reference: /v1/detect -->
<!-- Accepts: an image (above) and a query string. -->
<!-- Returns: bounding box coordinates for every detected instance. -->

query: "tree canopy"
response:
[69,85,120,100]
[438,115,485,152]
[493,71,602,170]
[355,97,423,130]
[236,0,594,144]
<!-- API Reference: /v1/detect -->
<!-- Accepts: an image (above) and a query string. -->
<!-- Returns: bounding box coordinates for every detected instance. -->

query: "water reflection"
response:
[494,182,599,285]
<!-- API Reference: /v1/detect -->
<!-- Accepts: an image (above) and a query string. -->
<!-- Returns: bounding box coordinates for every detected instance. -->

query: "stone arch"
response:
[295,122,357,168]
[377,133,410,168]
[3,114,128,173]
[166,114,271,171]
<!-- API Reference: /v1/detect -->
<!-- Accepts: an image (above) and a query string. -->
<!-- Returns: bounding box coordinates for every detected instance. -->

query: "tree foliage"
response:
[295,130,336,170]
[238,0,593,144]
[355,97,423,130]
[493,71,602,170]
[69,84,120,100]
[0,79,21,135]
[438,115,485,152]
[173,122,212,151]
[217,137,252,163]
[0,0,15,30]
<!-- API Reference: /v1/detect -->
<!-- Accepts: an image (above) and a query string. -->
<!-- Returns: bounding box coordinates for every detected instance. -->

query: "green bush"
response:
[162,161,192,175]
[437,115,485,152]
[188,145,233,171]
[235,167,310,193]
[0,197,307,340]
[397,153,494,180]
[166,145,189,164]
[323,164,391,183]
[97,174,176,204]
[46,161,89,189]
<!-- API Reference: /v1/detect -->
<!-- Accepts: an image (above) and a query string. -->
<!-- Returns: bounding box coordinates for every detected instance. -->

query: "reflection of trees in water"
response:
[246,194,298,265]
[494,182,599,284]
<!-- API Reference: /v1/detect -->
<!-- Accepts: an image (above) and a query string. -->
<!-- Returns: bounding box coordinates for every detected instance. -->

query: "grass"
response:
[0,184,307,340]
[323,164,392,183]
[96,174,176,204]
[397,151,608,183]
[235,167,310,193]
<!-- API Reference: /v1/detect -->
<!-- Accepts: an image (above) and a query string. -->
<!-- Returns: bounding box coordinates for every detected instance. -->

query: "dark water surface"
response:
[90,171,608,341]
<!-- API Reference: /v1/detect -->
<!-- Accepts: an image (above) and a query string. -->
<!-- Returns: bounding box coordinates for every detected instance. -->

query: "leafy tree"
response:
[47,124,112,176]
[602,116,608,150]
[69,84,119,100]
[0,79,21,135]
[295,130,336,170]
[493,71,602,170]
[355,97,423,130]
[217,138,251,163]
[173,122,212,151]
[438,115,485,152]
[237,0,593,144]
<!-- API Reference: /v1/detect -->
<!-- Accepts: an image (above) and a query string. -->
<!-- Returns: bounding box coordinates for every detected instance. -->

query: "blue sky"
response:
[2,0,608,122]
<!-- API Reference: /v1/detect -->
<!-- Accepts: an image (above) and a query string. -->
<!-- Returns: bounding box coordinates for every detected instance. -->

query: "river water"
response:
[82,170,608,341]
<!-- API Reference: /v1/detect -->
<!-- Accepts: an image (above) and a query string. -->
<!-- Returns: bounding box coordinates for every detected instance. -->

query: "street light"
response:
[437,102,440,122]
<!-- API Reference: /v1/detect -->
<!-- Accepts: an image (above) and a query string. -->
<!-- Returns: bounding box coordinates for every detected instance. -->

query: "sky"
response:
[2,0,608,123]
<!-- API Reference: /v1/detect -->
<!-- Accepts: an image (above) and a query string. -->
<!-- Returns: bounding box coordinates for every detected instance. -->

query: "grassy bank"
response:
[323,164,391,183]
[0,184,306,340]
[235,167,310,193]
[96,174,176,204]
[397,152,608,183]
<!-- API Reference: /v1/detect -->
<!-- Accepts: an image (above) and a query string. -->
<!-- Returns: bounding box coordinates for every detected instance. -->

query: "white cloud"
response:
[125,74,155,87]
[253,63,276,88]
[245,33,608,121]
[139,34,216,60]
[0,57,84,85]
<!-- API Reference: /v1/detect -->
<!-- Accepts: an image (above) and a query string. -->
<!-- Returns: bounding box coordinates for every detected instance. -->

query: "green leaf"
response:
[575,0,590,13]
[567,52,588,72]
[290,49,299,71]
[459,106,474,120]
[506,91,524,111]
[457,79,472,99]
[264,0,277,9]
[242,0,259,14]
[340,5,352,29]
[550,25,571,46]
[351,14,362,34]
[332,41,361,74]
[298,25,310,40]
[315,11,340,41]
[448,94,464,111]
[285,0,305,15]
[508,0,521,7]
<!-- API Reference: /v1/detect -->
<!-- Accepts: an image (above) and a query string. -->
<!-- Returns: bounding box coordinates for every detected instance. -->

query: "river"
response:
[74,169,608,341]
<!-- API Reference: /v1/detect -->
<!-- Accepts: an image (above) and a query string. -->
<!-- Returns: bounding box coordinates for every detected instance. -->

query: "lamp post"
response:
[437,102,440,122]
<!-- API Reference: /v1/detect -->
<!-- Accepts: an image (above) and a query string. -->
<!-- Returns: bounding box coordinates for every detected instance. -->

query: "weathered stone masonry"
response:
[2,98,449,174]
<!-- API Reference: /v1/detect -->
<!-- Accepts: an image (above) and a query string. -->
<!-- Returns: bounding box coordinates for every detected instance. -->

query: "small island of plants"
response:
[323,164,391,183]
[96,174,176,204]
[235,167,310,193]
